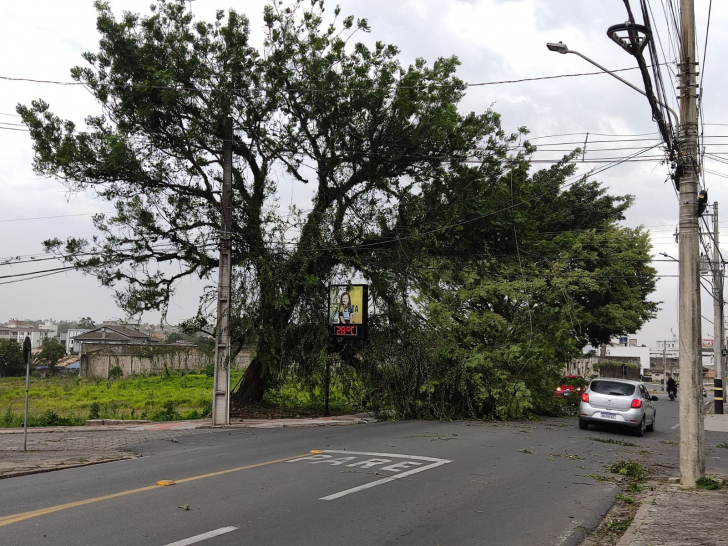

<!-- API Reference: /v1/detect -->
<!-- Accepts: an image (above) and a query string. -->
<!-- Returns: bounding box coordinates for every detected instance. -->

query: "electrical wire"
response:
[0,64,671,94]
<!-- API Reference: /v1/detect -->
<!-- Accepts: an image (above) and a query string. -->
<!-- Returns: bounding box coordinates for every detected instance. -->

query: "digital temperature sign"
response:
[329,284,368,339]
[333,325,358,336]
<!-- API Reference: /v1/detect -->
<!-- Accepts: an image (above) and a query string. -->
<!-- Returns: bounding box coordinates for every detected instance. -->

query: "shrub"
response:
[108,366,123,380]
[696,477,722,490]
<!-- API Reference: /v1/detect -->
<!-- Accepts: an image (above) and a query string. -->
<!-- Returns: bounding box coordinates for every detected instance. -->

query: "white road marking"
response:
[163,526,238,546]
[671,423,680,429]
[554,519,583,546]
[311,450,451,501]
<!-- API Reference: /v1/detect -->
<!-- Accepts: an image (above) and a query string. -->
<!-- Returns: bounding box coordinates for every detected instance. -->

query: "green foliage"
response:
[609,460,649,481]
[17,0,659,415]
[0,339,25,377]
[604,519,632,531]
[203,362,215,378]
[77,317,96,329]
[615,494,634,504]
[696,477,722,490]
[108,366,123,380]
[35,338,66,374]
[0,370,243,427]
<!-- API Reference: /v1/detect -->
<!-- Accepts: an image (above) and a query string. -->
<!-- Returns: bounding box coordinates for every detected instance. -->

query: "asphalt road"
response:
[2,393,727,546]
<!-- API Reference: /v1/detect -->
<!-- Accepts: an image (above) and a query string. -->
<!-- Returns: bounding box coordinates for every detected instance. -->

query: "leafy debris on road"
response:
[587,437,636,447]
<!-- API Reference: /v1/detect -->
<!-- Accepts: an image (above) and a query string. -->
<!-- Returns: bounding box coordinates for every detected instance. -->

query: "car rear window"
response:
[590,381,635,396]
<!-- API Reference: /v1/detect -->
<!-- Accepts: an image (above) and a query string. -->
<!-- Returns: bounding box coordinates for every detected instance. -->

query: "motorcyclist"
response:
[667,376,678,398]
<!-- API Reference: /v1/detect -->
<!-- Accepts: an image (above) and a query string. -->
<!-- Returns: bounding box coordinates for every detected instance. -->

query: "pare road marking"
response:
[163,526,238,546]
[288,450,451,501]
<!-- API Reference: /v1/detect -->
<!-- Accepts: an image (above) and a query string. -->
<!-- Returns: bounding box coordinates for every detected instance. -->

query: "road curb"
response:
[615,499,653,546]
[0,455,135,480]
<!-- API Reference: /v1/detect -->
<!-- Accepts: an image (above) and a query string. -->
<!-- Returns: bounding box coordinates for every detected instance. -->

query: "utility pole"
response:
[212,117,233,426]
[678,0,704,485]
[662,341,667,391]
[713,202,724,414]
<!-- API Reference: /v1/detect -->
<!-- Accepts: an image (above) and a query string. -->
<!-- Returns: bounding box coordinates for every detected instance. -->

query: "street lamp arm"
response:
[566,49,679,127]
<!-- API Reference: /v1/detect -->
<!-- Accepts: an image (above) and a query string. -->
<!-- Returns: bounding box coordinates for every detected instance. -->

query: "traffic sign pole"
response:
[22,336,31,452]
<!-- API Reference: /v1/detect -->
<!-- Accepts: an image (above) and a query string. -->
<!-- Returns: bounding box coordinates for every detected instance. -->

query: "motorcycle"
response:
[668,388,677,401]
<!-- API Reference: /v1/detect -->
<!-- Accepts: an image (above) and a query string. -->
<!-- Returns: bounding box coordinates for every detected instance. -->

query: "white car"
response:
[578,378,658,437]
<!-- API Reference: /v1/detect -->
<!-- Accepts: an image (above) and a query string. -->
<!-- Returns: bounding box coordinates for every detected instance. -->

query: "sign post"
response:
[327,284,369,416]
[22,336,31,452]
[329,284,369,339]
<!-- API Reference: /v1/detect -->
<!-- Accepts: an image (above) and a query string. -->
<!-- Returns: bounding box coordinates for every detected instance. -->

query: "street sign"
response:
[329,284,368,339]
[22,336,31,364]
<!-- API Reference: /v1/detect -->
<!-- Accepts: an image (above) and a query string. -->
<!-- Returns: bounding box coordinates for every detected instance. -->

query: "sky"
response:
[0,0,724,350]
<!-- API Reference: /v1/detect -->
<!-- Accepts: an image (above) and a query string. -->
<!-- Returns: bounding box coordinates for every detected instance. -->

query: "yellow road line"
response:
[0,453,308,528]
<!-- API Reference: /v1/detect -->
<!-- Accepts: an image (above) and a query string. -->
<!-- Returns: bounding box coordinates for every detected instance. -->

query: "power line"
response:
[0,65,669,94]
[0,212,112,223]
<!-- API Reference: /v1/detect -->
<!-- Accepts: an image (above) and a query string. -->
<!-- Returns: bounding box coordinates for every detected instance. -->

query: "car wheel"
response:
[646,413,655,432]
[578,418,589,430]
[633,417,645,437]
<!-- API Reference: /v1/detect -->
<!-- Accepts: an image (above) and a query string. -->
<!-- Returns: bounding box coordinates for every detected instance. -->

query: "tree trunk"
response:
[231,357,266,405]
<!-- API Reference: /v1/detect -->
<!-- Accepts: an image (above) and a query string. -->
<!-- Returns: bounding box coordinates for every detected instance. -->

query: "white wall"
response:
[604,345,651,375]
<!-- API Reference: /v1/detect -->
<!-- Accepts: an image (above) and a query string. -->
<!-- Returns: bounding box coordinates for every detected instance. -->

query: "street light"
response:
[545,41,678,126]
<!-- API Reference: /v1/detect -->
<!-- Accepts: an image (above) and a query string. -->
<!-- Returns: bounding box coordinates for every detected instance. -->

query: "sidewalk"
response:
[0,413,376,479]
[618,486,728,546]
[616,412,728,545]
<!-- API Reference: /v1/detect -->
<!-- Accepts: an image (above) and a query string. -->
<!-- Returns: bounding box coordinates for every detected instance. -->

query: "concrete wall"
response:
[79,343,251,378]
[603,345,651,375]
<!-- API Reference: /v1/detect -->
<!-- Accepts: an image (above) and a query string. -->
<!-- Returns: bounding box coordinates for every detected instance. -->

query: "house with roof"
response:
[72,325,155,348]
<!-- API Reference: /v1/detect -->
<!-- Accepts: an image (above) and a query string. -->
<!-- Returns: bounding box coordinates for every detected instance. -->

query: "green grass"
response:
[0,369,362,427]
[604,519,632,532]
[696,477,722,490]
[0,370,244,426]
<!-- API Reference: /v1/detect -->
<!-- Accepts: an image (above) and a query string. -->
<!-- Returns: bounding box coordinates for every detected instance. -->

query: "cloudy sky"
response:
[0,0,722,349]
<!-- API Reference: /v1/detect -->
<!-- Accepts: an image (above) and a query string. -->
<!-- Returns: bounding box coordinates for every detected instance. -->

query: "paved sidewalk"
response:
[619,486,728,546]
[0,414,376,479]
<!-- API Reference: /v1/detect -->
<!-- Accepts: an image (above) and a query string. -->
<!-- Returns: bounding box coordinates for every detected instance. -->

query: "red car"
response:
[554,375,585,398]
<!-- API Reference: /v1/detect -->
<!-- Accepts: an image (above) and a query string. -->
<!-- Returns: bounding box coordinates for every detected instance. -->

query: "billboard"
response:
[329,284,368,338]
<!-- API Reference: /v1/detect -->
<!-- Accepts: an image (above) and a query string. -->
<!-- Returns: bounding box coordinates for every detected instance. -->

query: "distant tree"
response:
[0,339,25,377]
[164,332,185,344]
[57,320,72,335]
[35,338,67,375]
[77,317,96,329]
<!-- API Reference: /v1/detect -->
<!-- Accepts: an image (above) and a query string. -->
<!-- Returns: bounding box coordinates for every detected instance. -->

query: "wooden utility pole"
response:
[212,117,233,426]
[713,202,724,414]
[678,0,704,485]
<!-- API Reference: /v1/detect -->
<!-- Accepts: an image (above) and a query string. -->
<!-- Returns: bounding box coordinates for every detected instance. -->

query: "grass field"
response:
[0,370,244,427]
[0,369,361,427]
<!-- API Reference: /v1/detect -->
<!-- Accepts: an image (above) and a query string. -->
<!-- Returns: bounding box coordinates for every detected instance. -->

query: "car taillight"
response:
[556,387,562,392]
[631,399,642,408]
[581,392,589,403]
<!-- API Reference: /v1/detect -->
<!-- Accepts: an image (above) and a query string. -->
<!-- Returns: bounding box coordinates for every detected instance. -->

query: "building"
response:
[72,325,155,348]
[601,337,651,377]
[66,328,92,354]
[0,325,53,349]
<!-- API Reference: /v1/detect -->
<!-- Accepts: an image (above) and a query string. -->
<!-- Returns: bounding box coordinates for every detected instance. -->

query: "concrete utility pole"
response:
[212,117,233,426]
[713,202,724,414]
[678,0,704,485]
[661,342,667,391]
